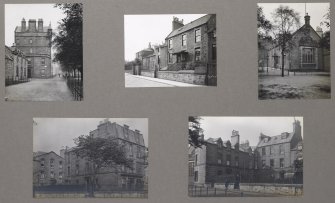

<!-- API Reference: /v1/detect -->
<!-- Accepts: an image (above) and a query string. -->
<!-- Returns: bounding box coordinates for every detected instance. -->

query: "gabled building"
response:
[33,151,65,186]
[268,14,329,71]
[165,15,216,71]
[15,18,52,78]
[63,120,147,191]
[5,45,28,83]
[255,120,303,180]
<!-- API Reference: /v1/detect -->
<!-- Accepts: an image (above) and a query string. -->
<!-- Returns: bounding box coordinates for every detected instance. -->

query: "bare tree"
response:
[272,6,300,77]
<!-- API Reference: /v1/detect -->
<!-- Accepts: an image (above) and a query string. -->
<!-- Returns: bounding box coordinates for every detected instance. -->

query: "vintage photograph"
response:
[5,4,83,101]
[124,14,217,87]
[188,117,303,197]
[258,3,330,99]
[33,118,148,198]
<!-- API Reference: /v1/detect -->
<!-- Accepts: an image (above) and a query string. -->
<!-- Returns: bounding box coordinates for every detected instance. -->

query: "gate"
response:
[206,63,217,86]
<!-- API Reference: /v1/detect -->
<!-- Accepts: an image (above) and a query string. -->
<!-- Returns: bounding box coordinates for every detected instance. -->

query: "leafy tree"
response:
[257,6,273,48]
[271,6,300,77]
[189,116,205,148]
[72,135,133,196]
[53,3,83,80]
[320,7,330,51]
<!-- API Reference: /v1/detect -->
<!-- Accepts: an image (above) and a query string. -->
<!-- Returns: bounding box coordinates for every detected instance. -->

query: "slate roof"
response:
[166,14,213,39]
[257,132,293,147]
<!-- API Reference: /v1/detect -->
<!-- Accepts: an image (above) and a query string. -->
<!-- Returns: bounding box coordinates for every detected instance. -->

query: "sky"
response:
[33,118,148,154]
[124,14,207,61]
[258,3,330,33]
[199,117,303,146]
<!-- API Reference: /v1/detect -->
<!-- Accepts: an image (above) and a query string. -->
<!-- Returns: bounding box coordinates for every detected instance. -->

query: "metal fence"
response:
[188,185,243,197]
[66,76,83,101]
[5,76,29,86]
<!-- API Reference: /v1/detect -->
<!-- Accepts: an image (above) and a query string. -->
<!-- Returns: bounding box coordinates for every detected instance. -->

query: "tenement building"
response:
[189,120,303,186]
[63,120,147,190]
[267,14,329,71]
[255,120,303,180]
[15,18,52,78]
[33,151,65,186]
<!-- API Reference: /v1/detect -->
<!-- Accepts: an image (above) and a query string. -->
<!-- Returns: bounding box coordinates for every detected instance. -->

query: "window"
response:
[40,159,45,167]
[270,146,273,155]
[41,58,45,65]
[50,171,54,178]
[302,47,315,63]
[30,48,33,53]
[50,159,54,169]
[212,44,216,60]
[195,48,201,61]
[262,160,266,168]
[262,147,266,155]
[182,34,187,46]
[27,59,31,66]
[226,154,231,166]
[168,39,173,49]
[270,159,274,168]
[194,171,198,182]
[235,156,239,167]
[67,166,70,175]
[168,53,173,63]
[189,162,194,176]
[59,161,63,169]
[279,145,284,154]
[218,159,222,164]
[16,39,20,45]
[59,172,63,179]
[40,171,45,179]
[195,29,201,42]
[195,154,198,165]
[217,170,222,176]
[75,164,79,175]
[29,39,33,44]
[213,30,216,38]
[280,158,284,168]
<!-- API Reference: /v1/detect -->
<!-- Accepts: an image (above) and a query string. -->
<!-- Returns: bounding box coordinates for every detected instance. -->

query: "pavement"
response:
[190,188,294,197]
[125,73,204,87]
[5,77,74,101]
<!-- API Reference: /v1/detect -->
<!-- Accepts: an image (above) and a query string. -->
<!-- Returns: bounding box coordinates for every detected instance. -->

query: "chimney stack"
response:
[21,18,26,32]
[28,19,36,32]
[172,16,184,31]
[38,19,43,32]
[231,130,240,150]
[304,13,310,26]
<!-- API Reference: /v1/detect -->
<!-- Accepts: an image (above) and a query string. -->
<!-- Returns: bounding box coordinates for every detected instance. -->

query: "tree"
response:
[53,3,83,80]
[272,6,300,77]
[72,135,133,197]
[257,6,272,48]
[320,7,330,51]
[188,116,205,148]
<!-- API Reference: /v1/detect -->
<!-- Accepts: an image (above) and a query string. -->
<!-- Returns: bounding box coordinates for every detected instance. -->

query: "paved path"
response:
[5,77,74,101]
[125,73,204,87]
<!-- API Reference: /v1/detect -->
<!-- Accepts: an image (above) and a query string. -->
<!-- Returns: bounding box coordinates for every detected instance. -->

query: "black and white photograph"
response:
[33,118,148,198]
[188,116,303,197]
[124,14,217,87]
[258,3,330,100]
[5,3,83,101]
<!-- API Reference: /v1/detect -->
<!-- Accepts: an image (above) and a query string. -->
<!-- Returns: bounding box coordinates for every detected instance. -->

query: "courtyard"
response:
[259,70,330,100]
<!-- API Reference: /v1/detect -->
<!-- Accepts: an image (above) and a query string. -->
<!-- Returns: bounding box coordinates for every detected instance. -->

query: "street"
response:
[259,70,331,100]
[125,73,203,87]
[5,77,74,101]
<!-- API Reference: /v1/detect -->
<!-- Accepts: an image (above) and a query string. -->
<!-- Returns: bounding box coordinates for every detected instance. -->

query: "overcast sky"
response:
[258,3,329,32]
[5,4,65,46]
[33,118,148,154]
[199,117,303,146]
[124,14,207,61]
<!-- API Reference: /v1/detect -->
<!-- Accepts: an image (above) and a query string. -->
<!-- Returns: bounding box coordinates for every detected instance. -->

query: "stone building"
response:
[190,130,256,186]
[267,14,329,71]
[189,120,303,186]
[15,18,52,78]
[5,45,28,82]
[255,120,303,180]
[131,14,217,85]
[33,151,65,186]
[63,120,147,191]
[165,14,216,71]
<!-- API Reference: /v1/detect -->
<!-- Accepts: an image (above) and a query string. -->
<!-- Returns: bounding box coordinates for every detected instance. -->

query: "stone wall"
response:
[157,70,206,85]
[141,71,155,78]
